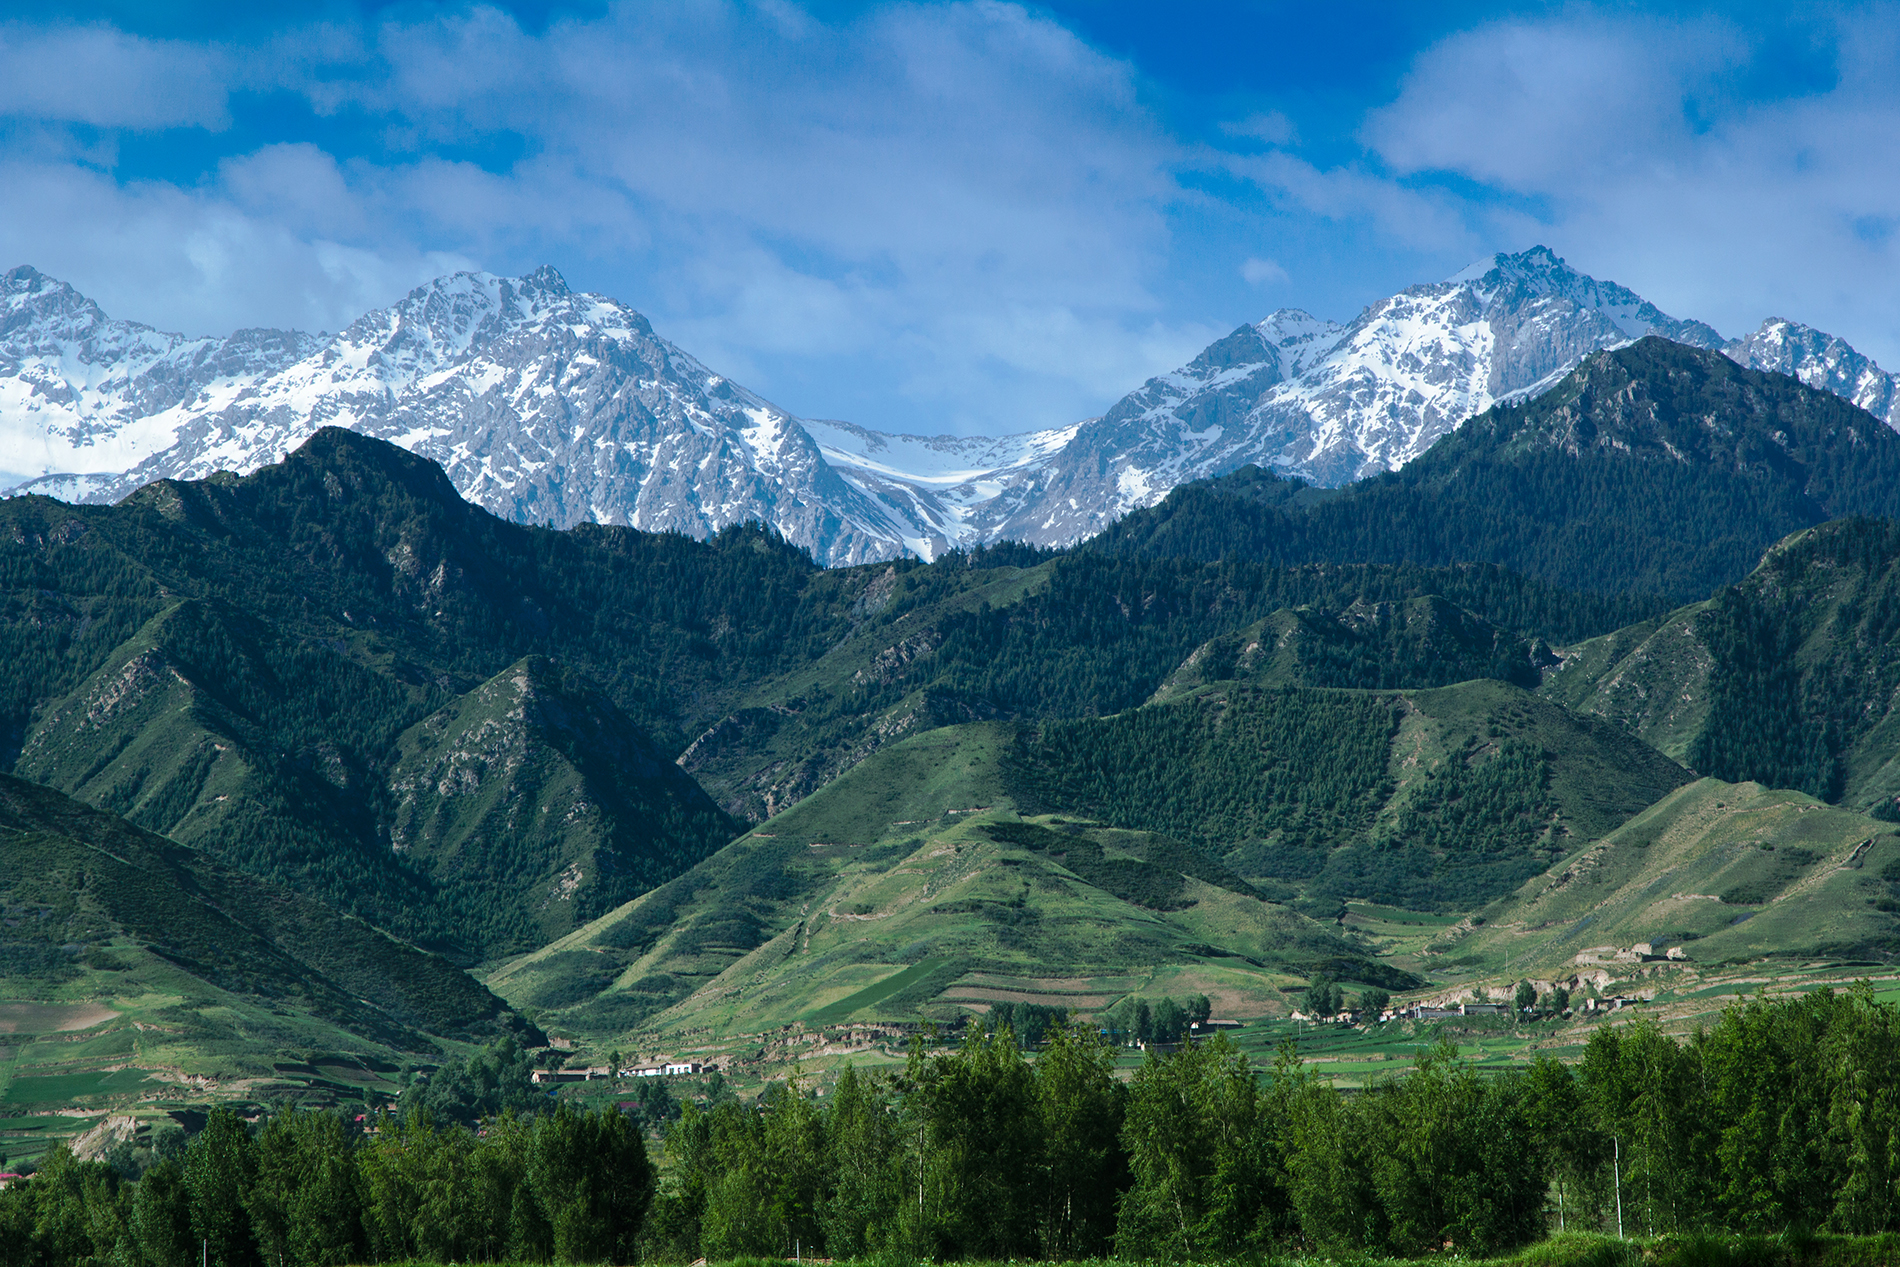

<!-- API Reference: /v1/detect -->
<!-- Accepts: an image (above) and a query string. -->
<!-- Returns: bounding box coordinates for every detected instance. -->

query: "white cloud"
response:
[1241,257,1287,286]
[1361,15,1745,192]
[0,159,474,337]
[0,1,1225,434]
[1225,149,1485,255]
[0,23,236,129]
[1357,8,1900,366]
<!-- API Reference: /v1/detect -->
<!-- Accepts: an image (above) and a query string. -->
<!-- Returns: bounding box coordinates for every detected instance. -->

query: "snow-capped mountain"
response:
[4,248,1897,565]
[0,264,919,564]
[864,247,1900,548]
[1723,317,1900,427]
[987,247,1730,540]
[0,266,321,492]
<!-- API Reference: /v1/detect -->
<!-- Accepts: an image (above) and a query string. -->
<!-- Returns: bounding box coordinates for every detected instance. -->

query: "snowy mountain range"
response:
[4,247,1896,566]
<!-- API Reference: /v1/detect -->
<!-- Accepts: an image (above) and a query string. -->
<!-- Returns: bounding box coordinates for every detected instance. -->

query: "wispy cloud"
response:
[3,2,1899,430]
[0,22,237,129]
[1239,257,1285,287]
[1355,6,1900,363]
[0,1,1224,433]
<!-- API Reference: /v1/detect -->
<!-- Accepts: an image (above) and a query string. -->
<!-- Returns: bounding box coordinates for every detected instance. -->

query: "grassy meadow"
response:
[360,1233,1900,1266]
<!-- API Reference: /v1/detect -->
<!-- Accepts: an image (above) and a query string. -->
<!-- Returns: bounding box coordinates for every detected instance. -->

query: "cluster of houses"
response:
[1108,1018,1245,1053]
[530,1060,711,1086]
[1291,995,1647,1025]
[1386,1001,1509,1023]
[1580,995,1644,1013]
[1575,942,1690,965]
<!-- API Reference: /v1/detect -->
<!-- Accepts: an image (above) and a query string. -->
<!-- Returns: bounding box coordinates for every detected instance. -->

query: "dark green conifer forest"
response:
[1093,340,1900,602]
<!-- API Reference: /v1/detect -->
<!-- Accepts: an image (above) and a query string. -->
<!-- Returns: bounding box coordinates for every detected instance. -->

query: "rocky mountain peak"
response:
[3,249,1897,567]
[1724,316,1900,427]
[520,263,571,295]
[2,263,156,361]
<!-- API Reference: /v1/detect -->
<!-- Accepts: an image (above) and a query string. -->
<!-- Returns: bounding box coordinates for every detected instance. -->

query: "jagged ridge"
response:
[3,250,1896,565]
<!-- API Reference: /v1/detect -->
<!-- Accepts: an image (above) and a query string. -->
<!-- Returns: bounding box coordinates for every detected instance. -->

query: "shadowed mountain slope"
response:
[1092,339,1900,602]
[0,428,1668,950]
[0,772,538,1057]
[390,655,740,949]
[1544,517,1900,813]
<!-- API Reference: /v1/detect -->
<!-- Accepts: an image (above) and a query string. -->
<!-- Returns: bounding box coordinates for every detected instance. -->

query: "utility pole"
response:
[1614,1136,1624,1240]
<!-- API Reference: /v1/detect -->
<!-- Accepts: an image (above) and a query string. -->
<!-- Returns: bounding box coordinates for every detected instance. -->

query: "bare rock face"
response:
[2,249,1893,564]
[388,654,739,949]
[1724,317,1900,427]
[68,1116,138,1162]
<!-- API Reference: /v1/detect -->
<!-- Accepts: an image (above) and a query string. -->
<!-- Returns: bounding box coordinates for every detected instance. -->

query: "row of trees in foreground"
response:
[6,985,1900,1264]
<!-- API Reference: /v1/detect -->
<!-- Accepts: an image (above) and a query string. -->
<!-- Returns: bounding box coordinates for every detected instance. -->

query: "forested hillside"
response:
[0,434,850,955]
[1148,595,1556,699]
[0,772,535,1062]
[1010,678,1690,911]
[1545,517,1900,813]
[0,428,1668,959]
[681,550,1665,820]
[1093,338,1900,602]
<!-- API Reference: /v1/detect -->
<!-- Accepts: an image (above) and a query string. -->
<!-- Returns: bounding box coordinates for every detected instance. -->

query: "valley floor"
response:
[519,955,1900,1106]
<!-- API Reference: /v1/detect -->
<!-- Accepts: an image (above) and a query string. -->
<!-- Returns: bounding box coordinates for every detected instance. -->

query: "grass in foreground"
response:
[365,1231,1900,1267]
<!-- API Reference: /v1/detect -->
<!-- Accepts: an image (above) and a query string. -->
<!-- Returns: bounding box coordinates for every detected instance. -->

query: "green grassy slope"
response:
[0,772,537,1111]
[1539,607,1714,761]
[483,723,1405,1054]
[1543,518,1900,812]
[1434,777,1900,985]
[486,671,1688,1056]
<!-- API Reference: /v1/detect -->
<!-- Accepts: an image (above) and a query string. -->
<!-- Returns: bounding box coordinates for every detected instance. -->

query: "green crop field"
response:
[3,1067,155,1105]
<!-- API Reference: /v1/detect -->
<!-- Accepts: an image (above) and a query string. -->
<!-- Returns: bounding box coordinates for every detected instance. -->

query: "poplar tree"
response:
[1034,1025,1126,1258]
[184,1108,259,1267]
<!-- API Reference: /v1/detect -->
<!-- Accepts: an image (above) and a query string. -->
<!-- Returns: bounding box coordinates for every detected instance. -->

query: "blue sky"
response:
[3,1,1896,436]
